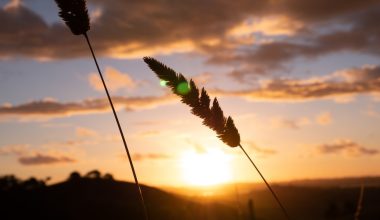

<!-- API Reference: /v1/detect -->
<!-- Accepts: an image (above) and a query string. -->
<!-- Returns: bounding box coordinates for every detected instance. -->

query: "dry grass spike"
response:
[54,1,148,219]
[143,56,241,147]
[144,56,290,220]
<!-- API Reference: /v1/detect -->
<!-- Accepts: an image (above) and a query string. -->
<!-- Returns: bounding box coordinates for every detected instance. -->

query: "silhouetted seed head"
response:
[210,98,226,134]
[181,80,199,107]
[55,0,90,35]
[192,88,211,119]
[219,117,240,147]
[143,57,241,147]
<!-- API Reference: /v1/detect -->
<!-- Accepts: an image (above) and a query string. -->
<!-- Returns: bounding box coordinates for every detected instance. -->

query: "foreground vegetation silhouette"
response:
[0,171,237,220]
[144,57,290,219]
[1,172,380,220]
[54,0,148,218]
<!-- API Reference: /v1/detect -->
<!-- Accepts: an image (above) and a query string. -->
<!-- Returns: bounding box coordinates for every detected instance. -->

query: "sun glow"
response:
[181,149,232,186]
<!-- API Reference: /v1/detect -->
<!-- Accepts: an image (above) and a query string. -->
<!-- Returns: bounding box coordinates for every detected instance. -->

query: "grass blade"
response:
[55,1,149,219]
[144,57,290,219]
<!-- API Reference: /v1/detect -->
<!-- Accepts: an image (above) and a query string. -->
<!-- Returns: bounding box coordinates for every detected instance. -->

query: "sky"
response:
[1,0,380,187]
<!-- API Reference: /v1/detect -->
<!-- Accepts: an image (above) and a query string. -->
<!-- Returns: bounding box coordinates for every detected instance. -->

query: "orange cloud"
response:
[18,153,76,166]
[0,144,77,166]
[2,0,378,62]
[213,65,380,102]
[89,67,136,92]
[316,112,332,125]
[3,0,22,10]
[228,15,303,37]
[316,139,378,157]
[76,127,98,137]
[271,116,310,129]
[131,153,171,162]
[0,94,176,121]
[244,141,277,157]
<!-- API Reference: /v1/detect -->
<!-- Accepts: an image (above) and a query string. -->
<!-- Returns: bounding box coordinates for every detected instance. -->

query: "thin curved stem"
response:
[239,144,290,220]
[83,32,149,220]
[354,185,365,220]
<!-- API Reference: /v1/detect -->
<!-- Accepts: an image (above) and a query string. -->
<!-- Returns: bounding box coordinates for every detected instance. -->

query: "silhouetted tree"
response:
[85,170,101,179]
[103,173,114,181]
[0,175,20,191]
[68,171,81,182]
[21,177,45,190]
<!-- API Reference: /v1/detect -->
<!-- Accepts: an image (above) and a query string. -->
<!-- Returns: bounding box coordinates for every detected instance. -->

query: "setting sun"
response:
[180,149,232,186]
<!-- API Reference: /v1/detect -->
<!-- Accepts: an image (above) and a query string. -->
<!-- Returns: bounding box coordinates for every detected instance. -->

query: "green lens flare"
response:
[176,81,190,95]
[160,80,168,87]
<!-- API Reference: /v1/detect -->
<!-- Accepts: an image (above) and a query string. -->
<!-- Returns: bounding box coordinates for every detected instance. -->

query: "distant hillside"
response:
[286,176,380,188]
[2,174,380,220]
[0,177,237,220]
[164,179,380,220]
[164,176,380,199]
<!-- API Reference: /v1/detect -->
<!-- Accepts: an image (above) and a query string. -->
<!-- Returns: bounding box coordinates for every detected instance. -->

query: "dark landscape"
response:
[1,172,380,220]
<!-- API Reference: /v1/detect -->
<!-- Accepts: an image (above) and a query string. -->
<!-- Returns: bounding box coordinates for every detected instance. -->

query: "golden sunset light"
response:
[1,0,380,219]
[181,149,232,186]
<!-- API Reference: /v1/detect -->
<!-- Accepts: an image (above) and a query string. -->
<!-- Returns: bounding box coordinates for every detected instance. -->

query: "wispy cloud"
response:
[136,130,161,138]
[0,144,77,166]
[1,65,379,123]
[213,65,380,102]
[227,15,304,37]
[3,0,22,10]
[131,153,171,162]
[0,0,265,59]
[316,112,332,125]
[365,105,380,118]
[76,127,98,137]
[207,3,380,76]
[316,139,378,157]
[244,141,277,157]
[271,116,310,129]
[0,144,28,156]
[18,153,75,165]
[88,67,137,92]
[1,0,379,67]
[0,94,176,121]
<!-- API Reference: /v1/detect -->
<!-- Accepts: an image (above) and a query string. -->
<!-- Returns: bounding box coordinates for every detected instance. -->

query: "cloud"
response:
[89,67,137,92]
[207,3,380,75]
[212,65,380,101]
[0,144,28,156]
[0,144,77,165]
[132,153,171,162]
[244,142,276,157]
[1,0,379,63]
[227,15,304,37]
[316,139,378,157]
[2,65,379,122]
[192,72,213,86]
[76,127,98,137]
[365,105,380,118]
[0,94,176,121]
[18,153,75,165]
[136,130,160,138]
[316,112,332,125]
[1,65,379,123]
[271,116,310,129]
[3,0,22,10]
[0,0,267,59]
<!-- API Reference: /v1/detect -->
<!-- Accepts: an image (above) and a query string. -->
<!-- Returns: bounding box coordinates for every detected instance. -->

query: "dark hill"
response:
[0,178,237,220]
[287,176,380,188]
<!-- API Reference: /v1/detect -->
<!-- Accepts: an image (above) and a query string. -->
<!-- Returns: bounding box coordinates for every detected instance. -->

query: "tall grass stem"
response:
[239,144,290,220]
[84,33,149,220]
[354,184,364,220]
